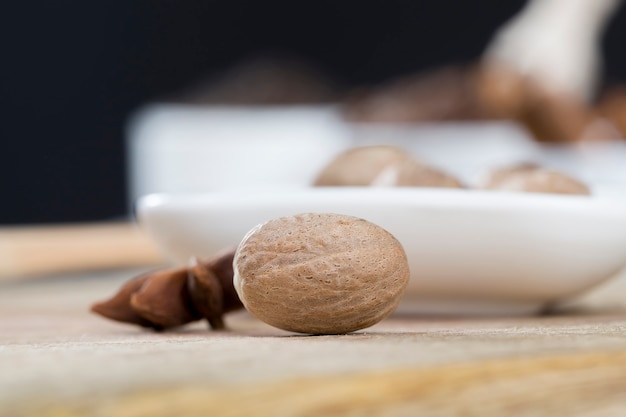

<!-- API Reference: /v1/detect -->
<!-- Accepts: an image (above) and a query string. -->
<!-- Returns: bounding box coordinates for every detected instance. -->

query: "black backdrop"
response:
[2,1,625,224]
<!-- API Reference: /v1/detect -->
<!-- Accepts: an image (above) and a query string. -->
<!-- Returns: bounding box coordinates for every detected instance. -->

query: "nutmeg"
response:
[482,164,590,195]
[314,145,462,188]
[597,86,626,139]
[233,213,410,334]
[481,163,540,189]
[341,66,486,122]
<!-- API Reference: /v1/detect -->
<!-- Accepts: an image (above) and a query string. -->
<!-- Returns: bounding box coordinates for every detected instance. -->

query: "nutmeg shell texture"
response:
[233,213,410,334]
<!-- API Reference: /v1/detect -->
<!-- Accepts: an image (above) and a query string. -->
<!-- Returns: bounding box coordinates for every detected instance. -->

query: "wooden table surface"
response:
[3,263,626,417]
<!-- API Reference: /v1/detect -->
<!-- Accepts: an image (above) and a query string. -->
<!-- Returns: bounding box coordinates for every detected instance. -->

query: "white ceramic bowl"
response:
[347,121,542,185]
[136,188,626,316]
[126,104,352,204]
[126,104,542,206]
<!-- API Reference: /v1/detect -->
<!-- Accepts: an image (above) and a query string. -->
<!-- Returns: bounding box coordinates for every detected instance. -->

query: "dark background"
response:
[2,1,625,224]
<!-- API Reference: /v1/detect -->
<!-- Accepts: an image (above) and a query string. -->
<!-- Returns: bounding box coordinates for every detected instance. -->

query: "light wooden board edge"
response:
[12,350,626,417]
[0,222,165,280]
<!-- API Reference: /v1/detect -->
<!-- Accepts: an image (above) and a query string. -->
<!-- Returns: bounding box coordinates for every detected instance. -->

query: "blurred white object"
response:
[128,103,542,203]
[127,104,626,206]
[137,189,626,316]
[539,138,626,201]
[127,104,351,204]
[484,0,621,101]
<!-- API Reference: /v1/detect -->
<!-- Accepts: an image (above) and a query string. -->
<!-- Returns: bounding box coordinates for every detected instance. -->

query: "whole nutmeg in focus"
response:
[233,213,410,334]
[314,145,462,188]
[482,164,590,196]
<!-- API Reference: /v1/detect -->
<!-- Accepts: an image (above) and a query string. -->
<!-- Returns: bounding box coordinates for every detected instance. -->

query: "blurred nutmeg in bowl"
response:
[313,145,463,189]
[482,164,590,196]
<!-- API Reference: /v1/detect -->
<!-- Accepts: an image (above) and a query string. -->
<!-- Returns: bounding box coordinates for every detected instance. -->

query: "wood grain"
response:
[3,263,626,417]
[18,351,626,417]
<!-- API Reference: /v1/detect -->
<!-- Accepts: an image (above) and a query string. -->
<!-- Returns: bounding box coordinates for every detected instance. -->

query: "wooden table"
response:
[3,262,626,417]
[2,222,626,416]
